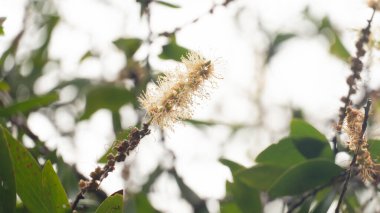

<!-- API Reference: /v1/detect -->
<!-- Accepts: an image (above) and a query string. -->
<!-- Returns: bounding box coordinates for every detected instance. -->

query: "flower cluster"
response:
[368,0,380,10]
[139,51,217,128]
[344,107,379,182]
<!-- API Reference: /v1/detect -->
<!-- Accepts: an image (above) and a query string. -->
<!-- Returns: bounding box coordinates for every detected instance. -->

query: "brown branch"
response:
[333,8,375,153]
[335,99,371,213]
[287,172,347,213]
[71,123,151,211]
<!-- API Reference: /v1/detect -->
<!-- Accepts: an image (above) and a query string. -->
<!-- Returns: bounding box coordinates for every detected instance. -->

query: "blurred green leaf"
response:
[1,126,49,213]
[226,180,262,213]
[159,36,189,62]
[80,85,137,120]
[155,0,180,8]
[344,194,360,213]
[0,17,5,36]
[319,17,350,62]
[142,166,164,193]
[220,202,242,213]
[41,161,70,213]
[0,81,10,91]
[220,158,245,175]
[310,189,336,213]
[268,159,342,198]
[266,33,295,63]
[0,92,59,117]
[368,139,380,162]
[96,194,123,213]
[236,164,286,191]
[113,38,142,58]
[124,193,155,213]
[170,169,209,213]
[255,137,306,168]
[0,126,16,213]
[80,51,99,62]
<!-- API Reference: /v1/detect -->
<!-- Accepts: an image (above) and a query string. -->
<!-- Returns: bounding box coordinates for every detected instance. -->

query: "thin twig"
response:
[287,172,347,213]
[71,123,150,211]
[335,99,371,213]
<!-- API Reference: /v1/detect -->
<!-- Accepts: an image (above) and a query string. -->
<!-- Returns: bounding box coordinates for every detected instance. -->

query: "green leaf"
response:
[124,193,155,213]
[1,126,49,213]
[290,119,327,142]
[80,51,99,62]
[256,138,306,168]
[170,169,208,213]
[0,92,59,117]
[96,194,123,213]
[268,159,342,198]
[329,34,350,62]
[0,126,16,213]
[0,81,10,91]
[290,119,333,160]
[113,38,142,58]
[236,164,286,191]
[310,189,336,213]
[80,85,137,120]
[159,36,189,62]
[368,139,380,162]
[226,180,262,213]
[319,17,350,62]
[220,158,245,175]
[0,17,5,36]
[155,0,180,8]
[220,202,241,213]
[41,161,70,213]
[266,33,295,63]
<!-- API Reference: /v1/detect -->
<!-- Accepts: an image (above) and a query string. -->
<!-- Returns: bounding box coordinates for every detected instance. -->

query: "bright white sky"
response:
[1,0,379,212]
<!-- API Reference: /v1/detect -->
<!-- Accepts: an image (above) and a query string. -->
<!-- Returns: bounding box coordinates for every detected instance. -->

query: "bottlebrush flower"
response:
[139,51,218,128]
[344,106,379,182]
[368,0,380,10]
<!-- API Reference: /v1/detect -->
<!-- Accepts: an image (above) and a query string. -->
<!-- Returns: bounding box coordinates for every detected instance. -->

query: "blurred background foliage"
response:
[2,0,380,212]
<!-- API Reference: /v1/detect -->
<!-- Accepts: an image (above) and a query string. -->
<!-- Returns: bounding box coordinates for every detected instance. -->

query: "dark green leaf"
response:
[290,119,327,142]
[124,193,155,213]
[268,159,342,198]
[256,137,306,168]
[96,194,123,213]
[80,85,137,120]
[0,92,59,117]
[236,164,286,191]
[1,126,49,213]
[155,0,180,8]
[113,38,142,58]
[41,161,70,213]
[0,126,16,213]
[142,166,164,193]
[289,119,333,160]
[159,36,189,62]
[220,158,245,175]
[226,180,262,213]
